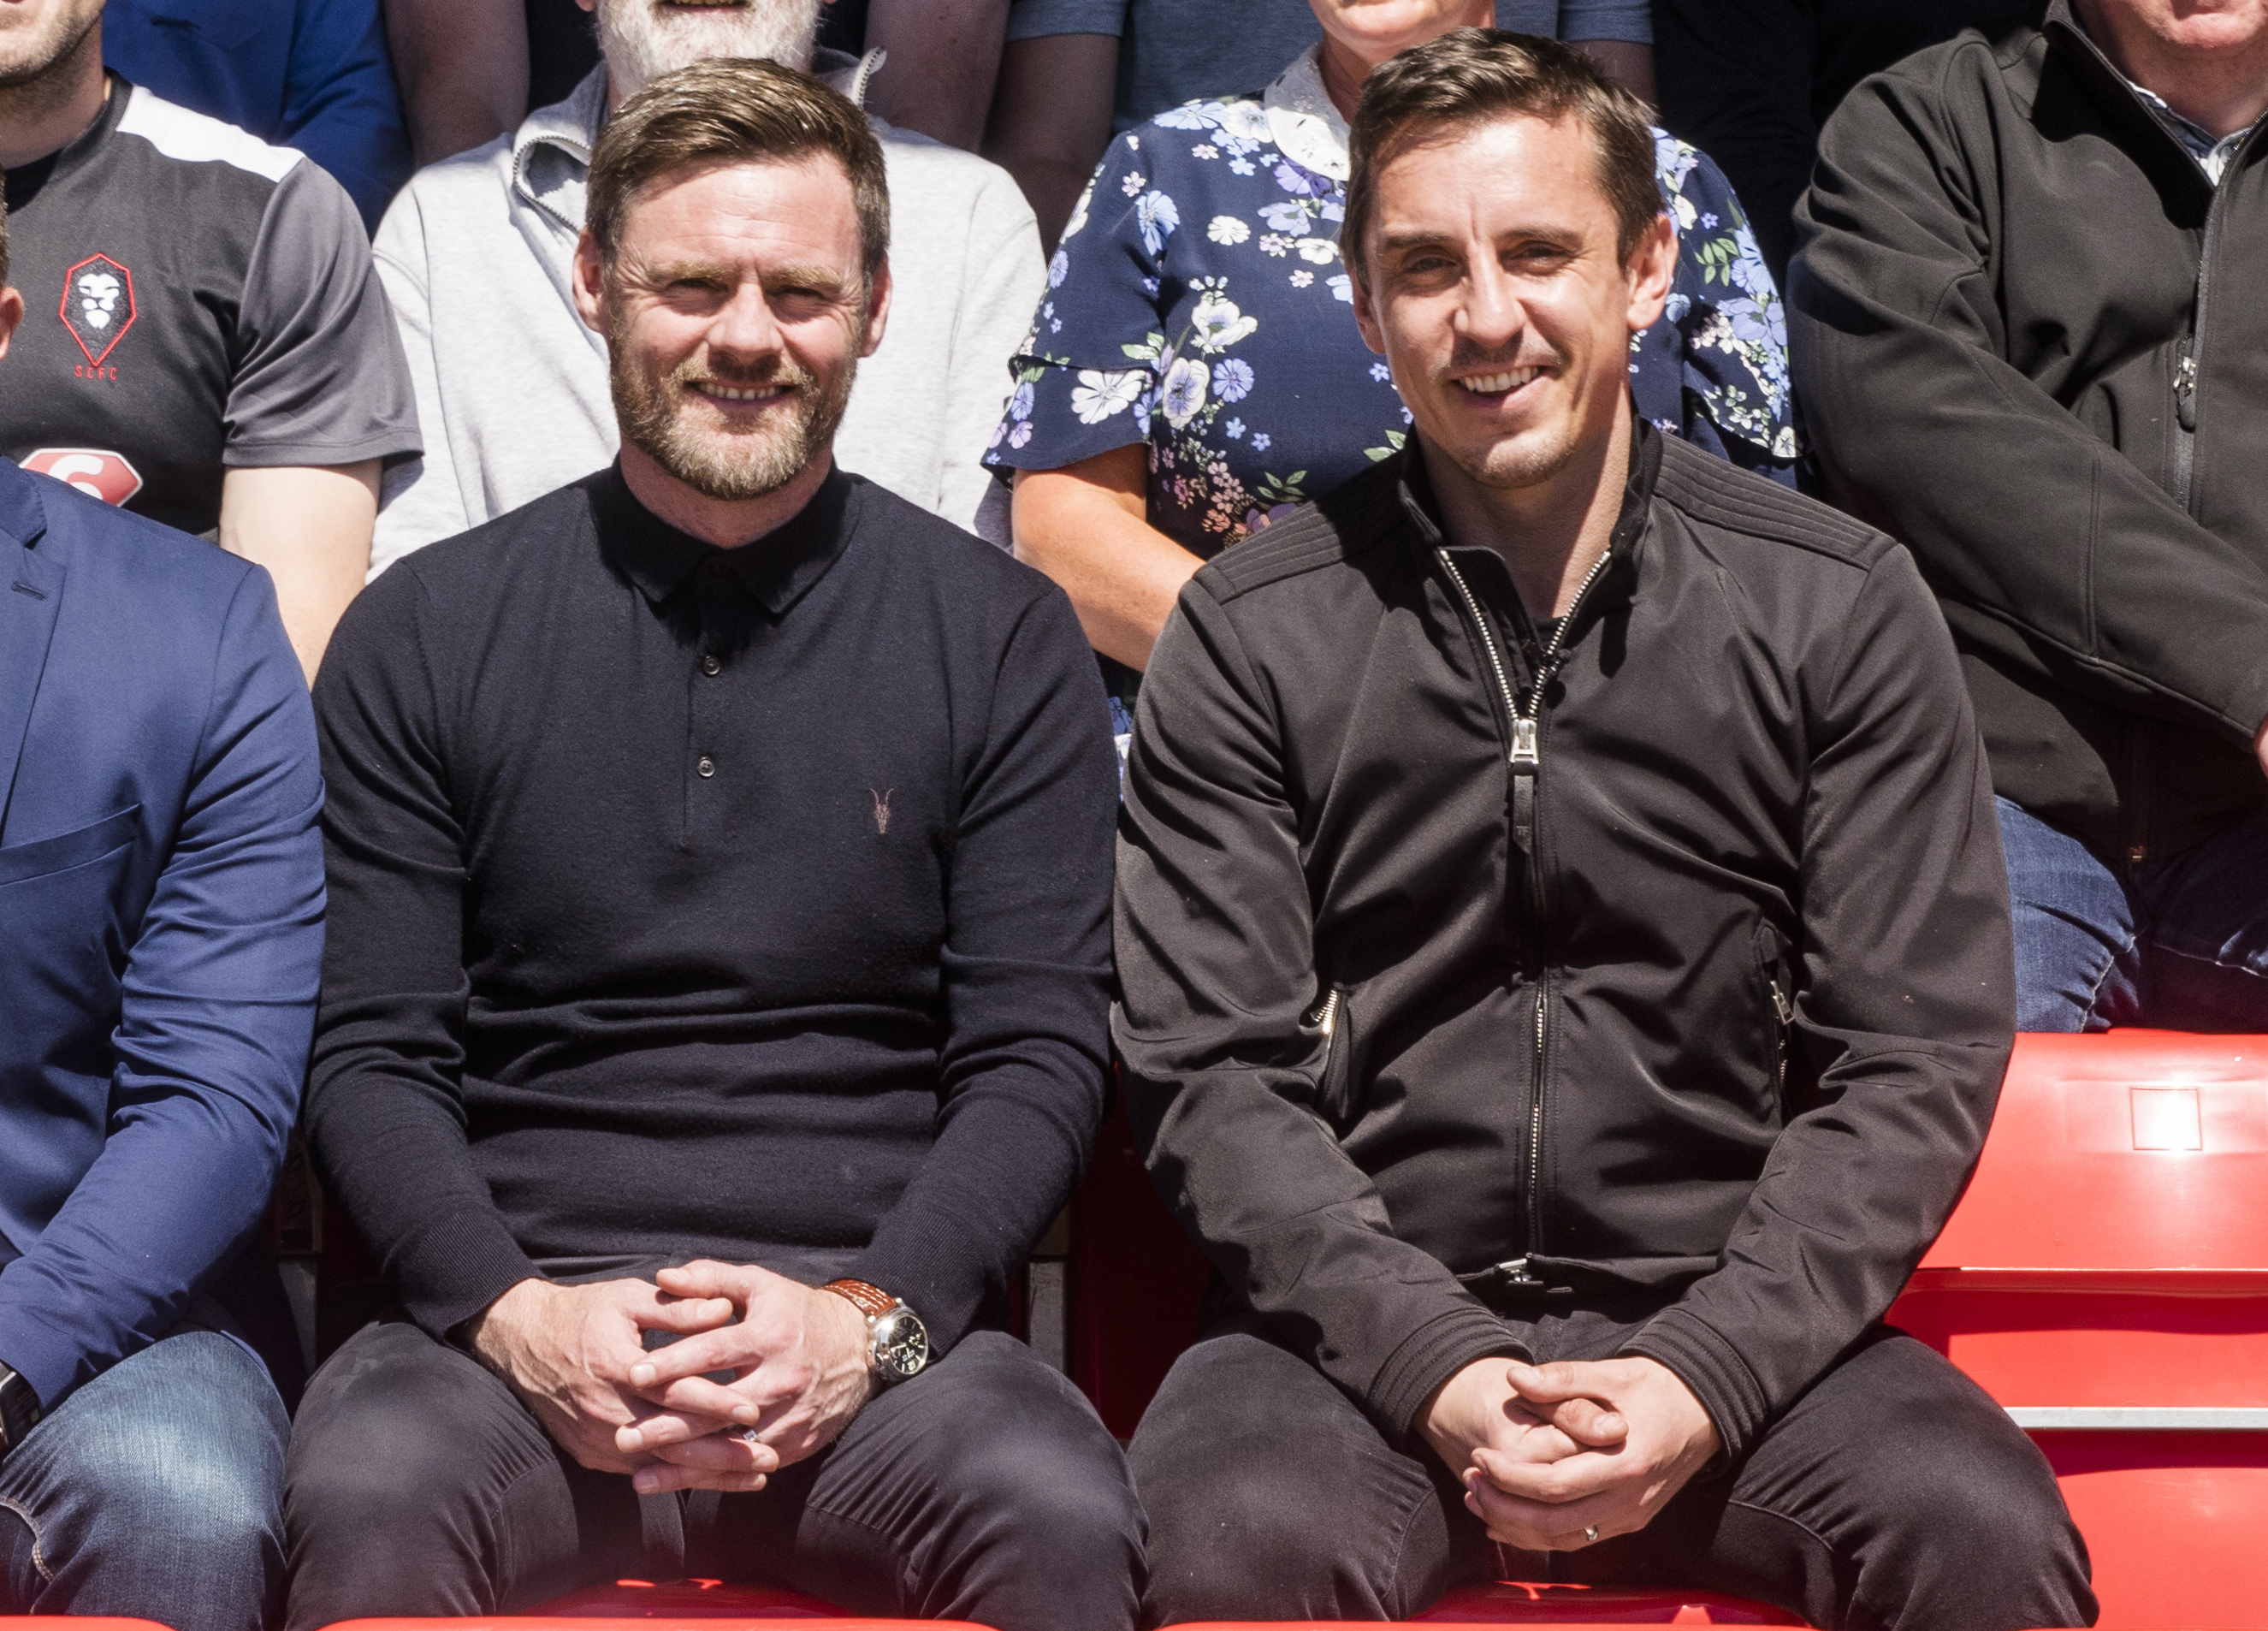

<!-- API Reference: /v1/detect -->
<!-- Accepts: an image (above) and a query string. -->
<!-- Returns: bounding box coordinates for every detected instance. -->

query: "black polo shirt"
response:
[0,76,417,536]
[306,462,1117,1353]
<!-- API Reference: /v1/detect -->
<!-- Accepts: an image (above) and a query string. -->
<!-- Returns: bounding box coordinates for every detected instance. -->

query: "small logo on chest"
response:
[59,254,137,369]
[870,789,893,835]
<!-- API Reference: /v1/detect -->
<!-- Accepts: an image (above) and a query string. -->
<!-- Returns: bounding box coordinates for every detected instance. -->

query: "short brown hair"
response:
[586,56,889,287]
[1341,28,1662,288]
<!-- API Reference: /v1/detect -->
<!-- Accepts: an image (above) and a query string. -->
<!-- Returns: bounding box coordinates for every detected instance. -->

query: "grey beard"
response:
[594,0,826,98]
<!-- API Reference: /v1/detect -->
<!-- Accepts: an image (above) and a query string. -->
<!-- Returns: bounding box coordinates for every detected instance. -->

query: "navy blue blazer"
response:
[0,456,323,1409]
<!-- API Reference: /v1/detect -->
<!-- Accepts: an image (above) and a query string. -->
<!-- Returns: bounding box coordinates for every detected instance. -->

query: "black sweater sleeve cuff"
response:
[1620,1304,1772,1462]
[392,1206,544,1341]
[1372,1305,1533,1440]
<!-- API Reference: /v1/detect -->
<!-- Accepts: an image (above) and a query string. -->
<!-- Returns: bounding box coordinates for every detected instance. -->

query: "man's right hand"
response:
[463,1278,761,1478]
[2253,715,2268,782]
[1419,1356,1626,1485]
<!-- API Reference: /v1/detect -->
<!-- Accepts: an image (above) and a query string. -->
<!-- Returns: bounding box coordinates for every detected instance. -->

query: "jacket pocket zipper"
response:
[1301,984,1353,1122]
[1768,968,1794,1094]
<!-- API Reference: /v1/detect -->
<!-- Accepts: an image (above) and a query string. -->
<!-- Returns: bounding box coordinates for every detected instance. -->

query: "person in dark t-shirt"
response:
[0,0,420,680]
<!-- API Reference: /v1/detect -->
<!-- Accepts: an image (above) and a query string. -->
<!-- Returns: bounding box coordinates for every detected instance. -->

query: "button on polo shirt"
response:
[590,466,859,840]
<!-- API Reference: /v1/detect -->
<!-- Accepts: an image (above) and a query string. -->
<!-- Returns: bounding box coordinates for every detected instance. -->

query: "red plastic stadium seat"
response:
[1888,1030,2268,1630]
[9,1622,176,1631]
[1413,1582,1803,1622]
[320,1575,998,1629]
[1179,1581,1803,1629]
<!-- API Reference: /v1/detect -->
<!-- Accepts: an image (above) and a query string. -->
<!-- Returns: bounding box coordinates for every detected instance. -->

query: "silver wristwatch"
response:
[821,1279,931,1384]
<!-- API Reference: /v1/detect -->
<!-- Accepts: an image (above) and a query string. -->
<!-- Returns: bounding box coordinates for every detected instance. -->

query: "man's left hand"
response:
[613,1260,875,1491]
[1460,1357,1720,1551]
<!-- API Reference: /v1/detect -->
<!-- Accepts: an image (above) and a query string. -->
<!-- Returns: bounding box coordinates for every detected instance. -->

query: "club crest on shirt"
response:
[870,789,893,835]
[20,448,144,506]
[59,254,137,368]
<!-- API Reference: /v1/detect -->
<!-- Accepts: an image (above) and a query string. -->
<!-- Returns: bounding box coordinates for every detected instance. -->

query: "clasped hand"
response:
[465,1261,873,1496]
[1419,1355,1720,1552]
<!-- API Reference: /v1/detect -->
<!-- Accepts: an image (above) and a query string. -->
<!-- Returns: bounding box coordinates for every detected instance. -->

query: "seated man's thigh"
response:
[1567,1330,2093,1631]
[1130,1331,1488,1624]
[2139,806,2268,1029]
[285,1317,625,1628]
[1996,797,2140,1032]
[0,1331,287,1631]
[722,1331,1141,1631]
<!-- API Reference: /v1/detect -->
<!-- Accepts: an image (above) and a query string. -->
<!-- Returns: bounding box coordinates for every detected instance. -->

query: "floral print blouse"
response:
[985,46,1797,564]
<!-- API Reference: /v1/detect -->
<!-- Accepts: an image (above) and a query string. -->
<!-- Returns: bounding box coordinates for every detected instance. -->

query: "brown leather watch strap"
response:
[820,1278,897,1320]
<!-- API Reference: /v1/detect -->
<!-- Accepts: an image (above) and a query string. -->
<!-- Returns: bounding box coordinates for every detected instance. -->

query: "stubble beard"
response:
[608,315,858,504]
[0,0,100,113]
[594,0,825,97]
[1431,341,1586,495]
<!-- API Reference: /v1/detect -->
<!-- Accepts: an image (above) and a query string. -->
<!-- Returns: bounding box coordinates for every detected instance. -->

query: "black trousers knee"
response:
[285,1317,1145,1631]
[1132,1316,2097,1631]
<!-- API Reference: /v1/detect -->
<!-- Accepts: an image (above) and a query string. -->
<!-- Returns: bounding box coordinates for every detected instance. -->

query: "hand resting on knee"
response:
[1421,1356,1720,1551]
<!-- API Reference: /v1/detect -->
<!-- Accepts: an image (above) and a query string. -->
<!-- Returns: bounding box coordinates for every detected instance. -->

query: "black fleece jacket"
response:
[1791,0,2268,866]
[1113,430,2016,1456]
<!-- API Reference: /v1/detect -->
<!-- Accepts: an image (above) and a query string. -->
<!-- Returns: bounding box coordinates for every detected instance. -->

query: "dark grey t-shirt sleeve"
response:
[226,157,422,470]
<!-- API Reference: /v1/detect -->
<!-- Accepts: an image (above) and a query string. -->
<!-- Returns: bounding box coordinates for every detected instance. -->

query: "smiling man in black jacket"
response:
[1115,31,2092,1631]
[1791,0,2268,1032]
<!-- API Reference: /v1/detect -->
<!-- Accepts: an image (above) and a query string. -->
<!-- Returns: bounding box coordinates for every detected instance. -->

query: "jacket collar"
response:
[0,461,61,837]
[591,459,858,618]
[2040,0,2265,190]
[1395,418,1661,625]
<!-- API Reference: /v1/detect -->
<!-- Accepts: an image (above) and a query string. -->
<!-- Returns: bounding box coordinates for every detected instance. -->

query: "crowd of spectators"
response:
[3,0,2267,1628]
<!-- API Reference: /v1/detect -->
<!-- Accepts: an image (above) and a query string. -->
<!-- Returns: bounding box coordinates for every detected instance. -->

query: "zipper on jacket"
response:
[2165,116,2268,513]
[1436,548,1613,860]
[1768,969,1794,1094]
[1301,985,1354,1123]
[2173,329,2199,514]
[1434,543,1614,1265]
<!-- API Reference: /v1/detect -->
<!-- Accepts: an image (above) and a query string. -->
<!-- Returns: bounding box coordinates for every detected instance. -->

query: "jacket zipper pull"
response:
[1509,718,1539,854]
[1495,1256,1545,1290]
[2176,341,2199,433]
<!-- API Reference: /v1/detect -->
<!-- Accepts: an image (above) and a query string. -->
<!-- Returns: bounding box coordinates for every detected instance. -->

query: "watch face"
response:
[873,1308,930,1378]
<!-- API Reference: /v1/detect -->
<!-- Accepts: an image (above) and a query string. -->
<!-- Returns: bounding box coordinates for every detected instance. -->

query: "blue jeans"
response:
[0,1331,287,1631]
[1999,797,2268,1032]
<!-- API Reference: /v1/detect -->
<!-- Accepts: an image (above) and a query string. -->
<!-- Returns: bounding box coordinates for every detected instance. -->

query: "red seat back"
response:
[1888,1032,2268,1629]
[326,1576,998,1628]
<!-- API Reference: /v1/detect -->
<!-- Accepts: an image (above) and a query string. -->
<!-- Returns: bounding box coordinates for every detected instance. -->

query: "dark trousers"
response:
[1132,1318,2096,1630]
[285,1319,1144,1631]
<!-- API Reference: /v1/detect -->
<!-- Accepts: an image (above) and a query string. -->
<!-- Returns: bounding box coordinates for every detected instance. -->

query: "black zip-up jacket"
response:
[1113,430,2016,1457]
[1789,0,2268,866]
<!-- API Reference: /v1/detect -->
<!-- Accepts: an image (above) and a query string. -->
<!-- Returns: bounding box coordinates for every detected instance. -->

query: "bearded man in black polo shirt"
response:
[282,58,1139,1631]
